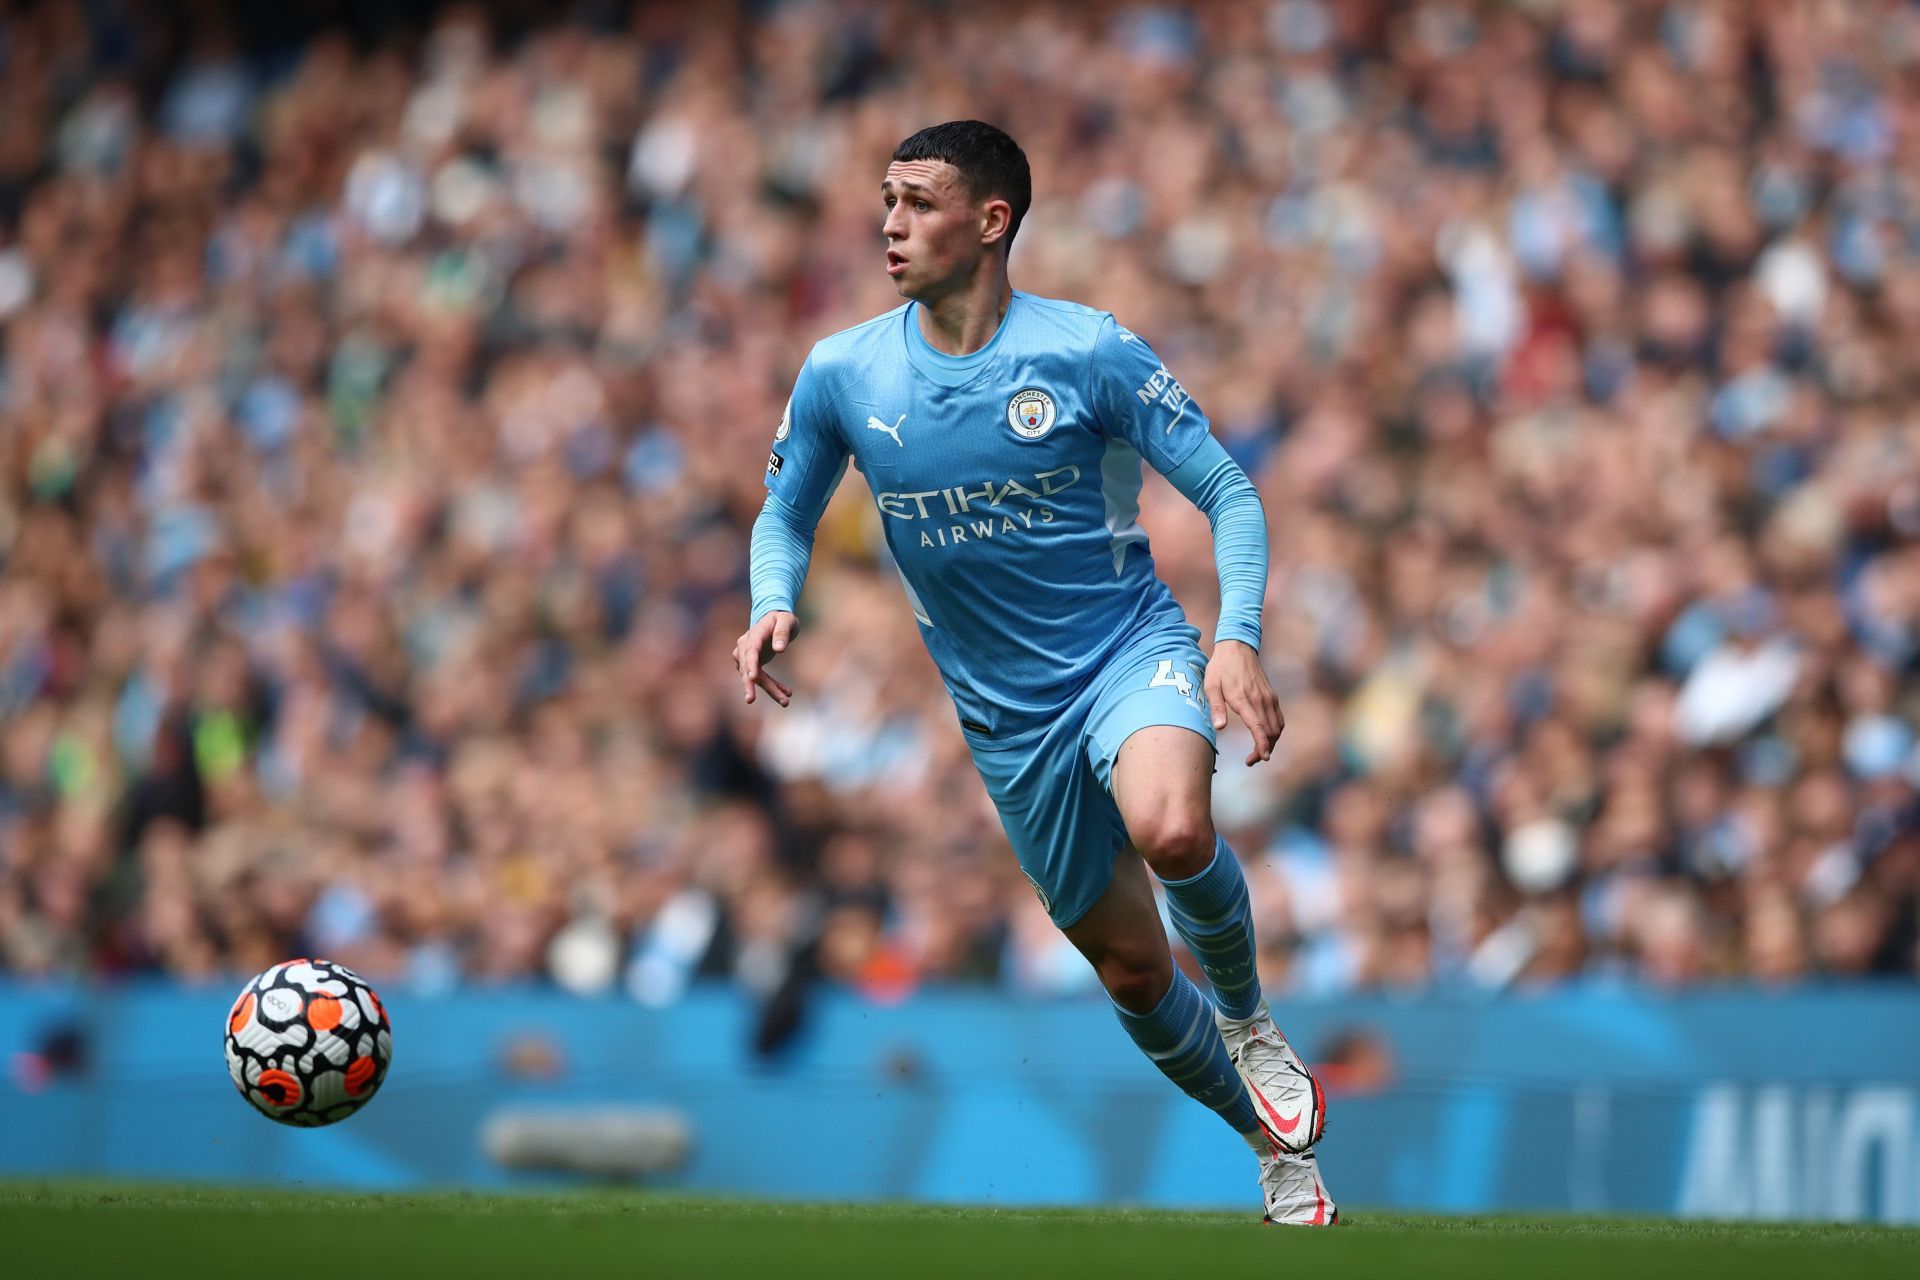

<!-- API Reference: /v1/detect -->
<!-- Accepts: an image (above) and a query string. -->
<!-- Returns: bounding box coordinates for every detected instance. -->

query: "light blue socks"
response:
[1113,968,1261,1139]
[1159,837,1262,1021]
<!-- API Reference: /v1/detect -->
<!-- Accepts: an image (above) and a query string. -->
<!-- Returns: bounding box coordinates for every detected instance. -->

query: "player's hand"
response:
[733,610,797,707]
[1206,639,1284,766]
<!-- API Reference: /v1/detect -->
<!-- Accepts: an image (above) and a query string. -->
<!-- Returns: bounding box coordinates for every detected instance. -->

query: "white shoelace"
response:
[1232,1025,1307,1095]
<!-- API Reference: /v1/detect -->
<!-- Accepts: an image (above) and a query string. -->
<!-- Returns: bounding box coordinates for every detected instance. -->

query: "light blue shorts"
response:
[966,625,1218,928]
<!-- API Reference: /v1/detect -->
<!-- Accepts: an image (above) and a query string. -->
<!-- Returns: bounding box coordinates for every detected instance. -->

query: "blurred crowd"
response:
[2,0,1918,1011]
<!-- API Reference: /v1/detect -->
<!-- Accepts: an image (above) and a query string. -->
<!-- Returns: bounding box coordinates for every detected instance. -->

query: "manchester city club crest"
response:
[1021,869,1053,914]
[1007,388,1057,440]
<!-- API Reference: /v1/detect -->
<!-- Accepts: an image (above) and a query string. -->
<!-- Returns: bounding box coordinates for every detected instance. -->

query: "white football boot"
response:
[1219,998,1326,1154]
[1258,1147,1338,1226]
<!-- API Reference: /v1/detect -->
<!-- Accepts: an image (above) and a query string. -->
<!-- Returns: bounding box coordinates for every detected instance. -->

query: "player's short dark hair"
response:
[892,120,1032,253]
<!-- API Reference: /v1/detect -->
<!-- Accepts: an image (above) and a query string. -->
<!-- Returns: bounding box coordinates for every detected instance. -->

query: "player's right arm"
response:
[735,355,849,707]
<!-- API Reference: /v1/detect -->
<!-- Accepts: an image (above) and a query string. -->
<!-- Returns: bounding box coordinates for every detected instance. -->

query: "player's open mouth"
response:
[886,250,908,276]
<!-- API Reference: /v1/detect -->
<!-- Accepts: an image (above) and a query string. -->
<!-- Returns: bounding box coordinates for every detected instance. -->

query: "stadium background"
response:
[1,0,1917,1223]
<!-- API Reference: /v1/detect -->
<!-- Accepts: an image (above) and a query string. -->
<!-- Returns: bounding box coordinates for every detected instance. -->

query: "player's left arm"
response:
[1163,439,1282,764]
[1088,316,1282,765]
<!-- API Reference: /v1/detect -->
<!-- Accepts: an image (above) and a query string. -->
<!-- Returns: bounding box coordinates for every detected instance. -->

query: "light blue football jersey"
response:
[765,291,1211,742]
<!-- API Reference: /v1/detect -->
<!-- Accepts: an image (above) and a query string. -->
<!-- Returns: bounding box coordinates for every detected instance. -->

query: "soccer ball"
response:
[225,958,393,1127]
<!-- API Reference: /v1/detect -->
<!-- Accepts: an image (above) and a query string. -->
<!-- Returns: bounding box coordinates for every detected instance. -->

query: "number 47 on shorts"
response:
[1150,659,1209,713]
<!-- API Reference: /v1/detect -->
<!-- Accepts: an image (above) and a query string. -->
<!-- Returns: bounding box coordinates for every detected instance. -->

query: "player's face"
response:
[881,160,990,300]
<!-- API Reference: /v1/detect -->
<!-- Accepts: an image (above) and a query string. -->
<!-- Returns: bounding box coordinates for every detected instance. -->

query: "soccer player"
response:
[733,120,1335,1225]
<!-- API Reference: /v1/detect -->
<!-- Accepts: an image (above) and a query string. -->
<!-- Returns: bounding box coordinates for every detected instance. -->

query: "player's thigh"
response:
[1110,723,1215,848]
[968,730,1129,931]
[1085,635,1218,875]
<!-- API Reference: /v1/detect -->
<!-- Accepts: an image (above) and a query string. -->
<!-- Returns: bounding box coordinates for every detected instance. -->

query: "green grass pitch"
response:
[4,1182,1916,1279]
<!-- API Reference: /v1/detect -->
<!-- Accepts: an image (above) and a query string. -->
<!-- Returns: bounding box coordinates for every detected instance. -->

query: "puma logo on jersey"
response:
[865,414,906,447]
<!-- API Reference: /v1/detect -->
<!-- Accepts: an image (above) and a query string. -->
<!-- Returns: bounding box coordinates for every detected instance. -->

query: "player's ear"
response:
[979,197,1012,248]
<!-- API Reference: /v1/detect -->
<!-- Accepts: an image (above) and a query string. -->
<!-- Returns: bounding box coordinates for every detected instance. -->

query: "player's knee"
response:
[1098,949,1173,1013]
[1133,807,1215,881]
